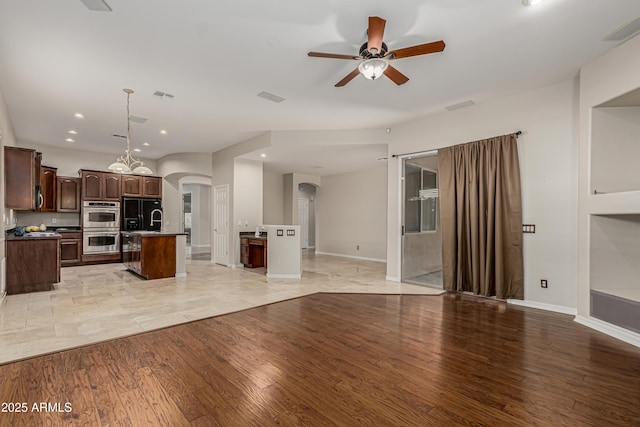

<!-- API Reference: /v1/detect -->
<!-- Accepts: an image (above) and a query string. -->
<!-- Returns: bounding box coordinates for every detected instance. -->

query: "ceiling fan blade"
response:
[335,68,361,87]
[367,16,386,54]
[308,52,360,60]
[383,65,410,86]
[387,40,446,59]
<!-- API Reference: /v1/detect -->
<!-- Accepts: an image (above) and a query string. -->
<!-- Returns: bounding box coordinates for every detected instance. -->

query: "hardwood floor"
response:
[1,292,639,426]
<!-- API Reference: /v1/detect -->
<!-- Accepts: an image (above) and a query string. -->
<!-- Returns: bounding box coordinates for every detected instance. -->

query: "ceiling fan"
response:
[308,16,445,87]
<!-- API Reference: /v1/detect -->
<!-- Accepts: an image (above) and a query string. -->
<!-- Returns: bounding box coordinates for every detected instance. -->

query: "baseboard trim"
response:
[507,299,577,316]
[230,264,244,269]
[175,273,187,278]
[314,251,386,263]
[267,273,302,279]
[574,315,640,349]
[385,276,401,282]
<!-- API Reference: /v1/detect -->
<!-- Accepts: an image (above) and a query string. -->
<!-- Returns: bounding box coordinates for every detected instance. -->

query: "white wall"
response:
[15,141,157,177]
[317,164,387,261]
[263,170,284,224]
[211,132,271,266]
[590,214,640,294]
[283,173,321,226]
[0,87,17,297]
[233,158,263,265]
[578,33,640,318]
[387,79,579,310]
[157,152,211,178]
[591,107,640,194]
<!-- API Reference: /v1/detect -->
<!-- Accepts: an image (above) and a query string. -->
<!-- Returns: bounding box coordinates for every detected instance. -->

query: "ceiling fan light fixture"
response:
[358,58,388,80]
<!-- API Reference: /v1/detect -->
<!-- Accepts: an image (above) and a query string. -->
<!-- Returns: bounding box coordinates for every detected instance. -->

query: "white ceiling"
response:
[0,0,639,176]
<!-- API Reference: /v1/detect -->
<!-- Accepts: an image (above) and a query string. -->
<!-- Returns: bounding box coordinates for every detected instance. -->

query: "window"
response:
[404,164,438,233]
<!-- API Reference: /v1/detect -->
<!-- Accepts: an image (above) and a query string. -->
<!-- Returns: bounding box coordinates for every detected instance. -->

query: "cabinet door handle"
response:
[38,193,43,208]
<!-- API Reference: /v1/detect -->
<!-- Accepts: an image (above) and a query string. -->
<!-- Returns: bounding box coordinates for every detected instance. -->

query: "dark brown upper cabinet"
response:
[4,146,37,210]
[57,177,81,212]
[39,166,57,212]
[121,175,143,197]
[81,170,121,201]
[142,176,162,198]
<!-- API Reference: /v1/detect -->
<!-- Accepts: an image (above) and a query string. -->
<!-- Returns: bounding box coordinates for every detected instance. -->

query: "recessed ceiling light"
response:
[67,130,78,135]
[73,113,85,119]
[65,138,75,143]
[143,142,150,146]
[133,148,142,152]
[159,130,167,135]
[522,0,545,5]
[260,153,266,158]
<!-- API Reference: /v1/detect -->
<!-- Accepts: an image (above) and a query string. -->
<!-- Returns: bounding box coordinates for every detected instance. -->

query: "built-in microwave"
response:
[82,201,120,229]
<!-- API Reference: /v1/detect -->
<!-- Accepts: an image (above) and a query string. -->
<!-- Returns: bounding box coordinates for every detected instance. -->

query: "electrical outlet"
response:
[356,245,360,250]
[51,218,56,224]
[541,279,548,288]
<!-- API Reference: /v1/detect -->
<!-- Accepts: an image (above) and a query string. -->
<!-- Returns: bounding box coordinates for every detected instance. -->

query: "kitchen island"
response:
[121,231,187,280]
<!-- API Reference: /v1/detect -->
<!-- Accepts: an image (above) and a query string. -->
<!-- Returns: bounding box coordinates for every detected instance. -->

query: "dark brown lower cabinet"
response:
[240,237,267,268]
[59,232,82,266]
[6,237,61,295]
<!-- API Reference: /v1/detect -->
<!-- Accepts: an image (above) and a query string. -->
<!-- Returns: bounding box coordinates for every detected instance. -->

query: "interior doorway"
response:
[213,184,229,266]
[298,198,309,249]
[182,183,212,261]
[401,153,443,288]
[298,183,317,250]
[182,192,192,246]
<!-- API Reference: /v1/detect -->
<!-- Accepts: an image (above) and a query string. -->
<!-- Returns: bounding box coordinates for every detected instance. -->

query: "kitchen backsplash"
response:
[16,212,80,228]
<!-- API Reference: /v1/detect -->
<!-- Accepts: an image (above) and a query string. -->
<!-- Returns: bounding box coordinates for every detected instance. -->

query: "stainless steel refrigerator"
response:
[122,198,163,231]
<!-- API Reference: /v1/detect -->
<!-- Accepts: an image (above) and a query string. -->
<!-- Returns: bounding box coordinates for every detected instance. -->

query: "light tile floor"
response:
[0,252,443,364]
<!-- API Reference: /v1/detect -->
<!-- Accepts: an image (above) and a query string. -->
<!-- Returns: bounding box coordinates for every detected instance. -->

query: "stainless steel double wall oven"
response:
[82,201,121,254]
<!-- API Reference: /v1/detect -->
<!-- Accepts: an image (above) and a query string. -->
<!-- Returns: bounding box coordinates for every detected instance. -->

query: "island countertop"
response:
[122,231,188,237]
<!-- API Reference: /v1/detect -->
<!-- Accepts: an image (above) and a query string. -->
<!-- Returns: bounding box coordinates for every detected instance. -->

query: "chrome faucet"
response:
[150,209,163,228]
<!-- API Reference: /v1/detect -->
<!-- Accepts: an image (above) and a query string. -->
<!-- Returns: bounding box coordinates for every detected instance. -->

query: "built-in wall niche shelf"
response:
[588,189,640,215]
[590,213,640,332]
[590,87,640,196]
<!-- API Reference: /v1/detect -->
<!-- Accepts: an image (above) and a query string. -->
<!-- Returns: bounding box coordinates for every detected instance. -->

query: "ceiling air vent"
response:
[153,91,175,99]
[257,91,285,103]
[603,17,640,41]
[80,0,112,12]
[129,115,148,124]
[446,100,475,111]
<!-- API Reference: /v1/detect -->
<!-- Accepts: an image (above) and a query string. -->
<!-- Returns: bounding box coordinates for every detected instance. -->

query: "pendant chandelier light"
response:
[108,88,153,175]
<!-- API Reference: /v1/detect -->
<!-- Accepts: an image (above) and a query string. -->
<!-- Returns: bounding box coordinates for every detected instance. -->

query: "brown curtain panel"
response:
[438,134,524,300]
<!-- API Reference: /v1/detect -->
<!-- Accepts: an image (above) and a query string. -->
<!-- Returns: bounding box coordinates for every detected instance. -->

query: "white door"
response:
[213,184,229,265]
[298,198,309,249]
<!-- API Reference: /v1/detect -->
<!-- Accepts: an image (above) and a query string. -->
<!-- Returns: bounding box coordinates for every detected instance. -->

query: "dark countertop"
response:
[6,233,61,240]
[240,232,267,240]
[49,226,81,232]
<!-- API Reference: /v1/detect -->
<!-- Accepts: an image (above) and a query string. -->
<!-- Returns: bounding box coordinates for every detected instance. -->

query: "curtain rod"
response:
[391,131,522,158]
